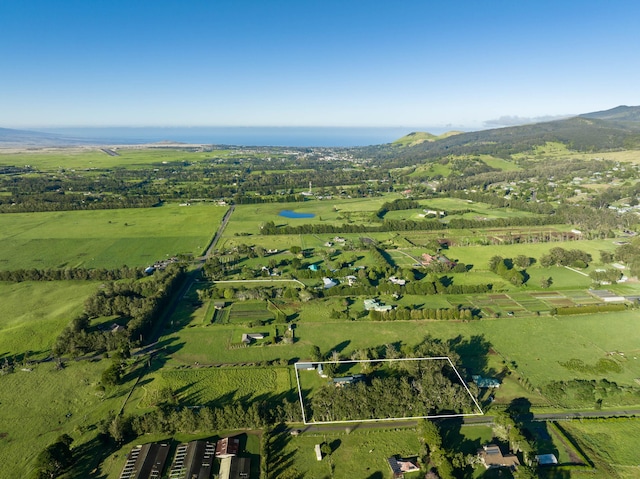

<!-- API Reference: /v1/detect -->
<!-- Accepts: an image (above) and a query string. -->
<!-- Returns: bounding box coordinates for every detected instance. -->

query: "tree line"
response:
[53,265,185,356]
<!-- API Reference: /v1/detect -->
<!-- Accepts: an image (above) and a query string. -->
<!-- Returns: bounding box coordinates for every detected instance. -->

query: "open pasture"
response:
[0,147,223,170]
[0,203,225,269]
[0,360,140,479]
[561,418,640,471]
[164,306,640,398]
[276,427,422,479]
[222,197,401,237]
[139,366,295,407]
[0,281,98,358]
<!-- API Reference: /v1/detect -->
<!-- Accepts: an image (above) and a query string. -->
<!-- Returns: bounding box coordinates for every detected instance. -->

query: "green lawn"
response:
[560,418,640,478]
[0,281,98,358]
[278,427,422,479]
[0,147,222,170]
[138,366,295,407]
[0,360,140,479]
[0,203,226,269]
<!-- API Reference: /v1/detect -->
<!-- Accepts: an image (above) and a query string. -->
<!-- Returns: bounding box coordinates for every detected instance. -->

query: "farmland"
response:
[1,139,640,478]
[0,203,226,269]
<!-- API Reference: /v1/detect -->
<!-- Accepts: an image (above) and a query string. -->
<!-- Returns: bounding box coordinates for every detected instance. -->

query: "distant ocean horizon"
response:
[37,126,464,147]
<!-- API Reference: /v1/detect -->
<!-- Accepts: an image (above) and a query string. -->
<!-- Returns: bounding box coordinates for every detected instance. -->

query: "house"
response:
[345,275,357,286]
[214,301,226,310]
[472,375,501,388]
[110,323,125,333]
[421,253,436,265]
[295,362,316,370]
[241,333,266,344]
[535,453,558,466]
[333,374,364,386]
[315,444,323,461]
[389,276,406,286]
[363,298,393,312]
[387,456,420,478]
[168,440,215,479]
[322,277,338,289]
[218,457,251,479]
[118,443,170,479]
[215,436,240,458]
[421,253,455,267]
[477,444,520,470]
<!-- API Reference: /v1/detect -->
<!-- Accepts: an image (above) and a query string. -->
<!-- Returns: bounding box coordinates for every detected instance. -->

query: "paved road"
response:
[289,408,640,434]
[146,205,235,344]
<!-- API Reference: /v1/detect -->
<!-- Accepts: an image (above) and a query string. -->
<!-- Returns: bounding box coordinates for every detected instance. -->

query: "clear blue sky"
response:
[2,0,639,128]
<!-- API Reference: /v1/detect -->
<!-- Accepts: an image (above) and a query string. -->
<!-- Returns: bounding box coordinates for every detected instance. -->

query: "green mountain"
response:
[367,105,640,164]
[392,131,462,147]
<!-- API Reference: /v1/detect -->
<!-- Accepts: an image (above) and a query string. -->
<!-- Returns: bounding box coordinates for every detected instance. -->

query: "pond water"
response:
[279,210,316,219]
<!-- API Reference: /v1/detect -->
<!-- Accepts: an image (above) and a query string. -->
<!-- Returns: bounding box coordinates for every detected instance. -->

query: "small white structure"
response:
[241,333,266,344]
[315,444,322,461]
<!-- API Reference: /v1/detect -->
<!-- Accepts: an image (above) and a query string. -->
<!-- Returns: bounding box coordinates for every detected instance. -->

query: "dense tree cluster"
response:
[539,247,592,268]
[31,434,74,479]
[309,339,475,422]
[53,265,185,356]
[0,266,144,282]
[488,256,528,286]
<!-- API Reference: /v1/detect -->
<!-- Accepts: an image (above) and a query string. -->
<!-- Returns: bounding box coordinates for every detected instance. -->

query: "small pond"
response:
[279,210,316,219]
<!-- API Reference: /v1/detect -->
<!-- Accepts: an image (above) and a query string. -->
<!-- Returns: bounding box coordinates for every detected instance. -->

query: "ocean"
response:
[38,126,458,147]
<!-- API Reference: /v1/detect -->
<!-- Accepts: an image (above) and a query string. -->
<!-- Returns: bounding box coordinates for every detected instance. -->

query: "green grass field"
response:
[278,427,422,479]
[0,360,141,479]
[0,147,231,170]
[561,418,640,477]
[139,367,295,407]
[0,281,98,358]
[0,203,226,269]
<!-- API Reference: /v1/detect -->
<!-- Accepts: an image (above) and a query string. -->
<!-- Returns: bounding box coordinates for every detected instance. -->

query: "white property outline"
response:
[294,357,484,425]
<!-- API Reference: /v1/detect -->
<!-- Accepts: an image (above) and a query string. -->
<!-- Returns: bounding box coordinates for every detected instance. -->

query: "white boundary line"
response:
[294,357,484,425]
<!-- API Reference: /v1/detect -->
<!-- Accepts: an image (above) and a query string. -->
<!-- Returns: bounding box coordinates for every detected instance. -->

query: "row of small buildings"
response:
[119,436,250,479]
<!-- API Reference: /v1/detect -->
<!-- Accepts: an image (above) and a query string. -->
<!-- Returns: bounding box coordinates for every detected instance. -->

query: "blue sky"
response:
[2,0,639,128]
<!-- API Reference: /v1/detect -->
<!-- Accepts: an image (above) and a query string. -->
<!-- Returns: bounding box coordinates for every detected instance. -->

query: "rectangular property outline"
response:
[294,357,484,425]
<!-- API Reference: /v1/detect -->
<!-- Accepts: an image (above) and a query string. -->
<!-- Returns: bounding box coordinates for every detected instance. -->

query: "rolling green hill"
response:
[361,105,640,165]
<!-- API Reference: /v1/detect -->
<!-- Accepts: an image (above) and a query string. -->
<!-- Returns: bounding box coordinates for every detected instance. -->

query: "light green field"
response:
[480,155,522,171]
[279,428,422,479]
[0,147,226,170]
[562,419,640,473]
[0,281,98,358]
[0,360,141,479]
[222,197,401,237]
[443,239,618,271]
[0,203,226,269]
[163,306,640,393]
[139,367,295,407]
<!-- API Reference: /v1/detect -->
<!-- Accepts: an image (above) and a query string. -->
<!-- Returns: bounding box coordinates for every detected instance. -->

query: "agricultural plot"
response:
[463,289,608,317]
[275,427,422,479]
[0,203,226,269]
[0,281,98,358]
[140,367,295,407]
[0,360,141,478]
[0,147,220,170]
[561,419,640,472]
[228,301,274,323]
